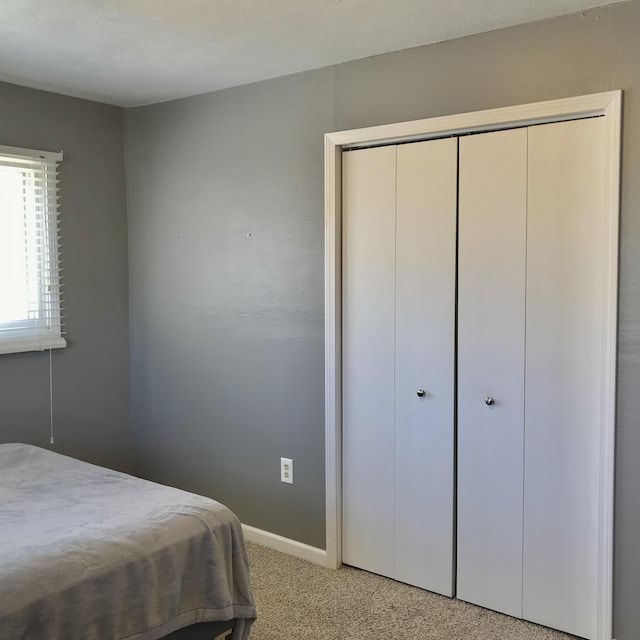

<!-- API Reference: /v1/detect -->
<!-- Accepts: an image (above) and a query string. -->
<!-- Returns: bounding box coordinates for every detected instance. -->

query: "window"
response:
[0,145,65,355]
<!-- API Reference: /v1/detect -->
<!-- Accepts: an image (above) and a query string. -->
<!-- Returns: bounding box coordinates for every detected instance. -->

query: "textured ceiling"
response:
[0,0,627,107]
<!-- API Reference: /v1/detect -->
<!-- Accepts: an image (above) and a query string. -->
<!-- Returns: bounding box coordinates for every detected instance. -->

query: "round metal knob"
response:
[417,389,426,398]
[485,396,495,406]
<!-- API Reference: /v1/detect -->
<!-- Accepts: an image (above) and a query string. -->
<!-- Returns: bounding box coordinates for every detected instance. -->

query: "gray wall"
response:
[0,82,131,472]
[126,70,333,545]
[125,2,640,637]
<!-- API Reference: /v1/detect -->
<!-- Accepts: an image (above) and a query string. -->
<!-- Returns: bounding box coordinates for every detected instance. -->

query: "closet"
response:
[341,115,609,640]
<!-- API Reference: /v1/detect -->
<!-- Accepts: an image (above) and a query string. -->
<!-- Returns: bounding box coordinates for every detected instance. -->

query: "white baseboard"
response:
[242,524,327,566]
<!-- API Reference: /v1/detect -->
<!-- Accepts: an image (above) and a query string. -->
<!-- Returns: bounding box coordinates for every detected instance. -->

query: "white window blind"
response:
[0,144,65,355]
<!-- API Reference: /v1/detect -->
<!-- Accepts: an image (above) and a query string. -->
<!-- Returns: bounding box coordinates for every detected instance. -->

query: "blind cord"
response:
[49,347,55,445]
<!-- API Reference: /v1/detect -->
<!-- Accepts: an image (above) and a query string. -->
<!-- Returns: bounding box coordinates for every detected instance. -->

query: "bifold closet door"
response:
[394,139,457,594]
[523,117,606,640]
[342,139,456,595]
[457,119,606,639]
[457,128,528,617]
[342,145,397,580]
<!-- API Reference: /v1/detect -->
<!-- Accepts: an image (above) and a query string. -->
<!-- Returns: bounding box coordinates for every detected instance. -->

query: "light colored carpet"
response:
[246,542,578,640]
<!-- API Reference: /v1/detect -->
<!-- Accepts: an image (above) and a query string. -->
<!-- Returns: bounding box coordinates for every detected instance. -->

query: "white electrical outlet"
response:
[280,457,293,484]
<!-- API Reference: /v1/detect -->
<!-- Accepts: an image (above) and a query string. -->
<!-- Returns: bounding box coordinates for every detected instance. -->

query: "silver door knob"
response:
[417,389,426,398]
[485,396,495,406]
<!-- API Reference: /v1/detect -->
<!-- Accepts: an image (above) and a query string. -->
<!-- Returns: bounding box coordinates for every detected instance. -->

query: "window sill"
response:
[0,337,67,356]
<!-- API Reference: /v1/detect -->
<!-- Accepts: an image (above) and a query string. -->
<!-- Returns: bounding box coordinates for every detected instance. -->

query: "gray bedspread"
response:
[0,443,256,640]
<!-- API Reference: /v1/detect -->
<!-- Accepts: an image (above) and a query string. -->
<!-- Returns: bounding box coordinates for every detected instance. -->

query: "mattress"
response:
[0,443,256,640]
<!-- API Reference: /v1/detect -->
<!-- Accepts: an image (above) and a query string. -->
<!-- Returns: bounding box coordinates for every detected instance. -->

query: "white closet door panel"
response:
[523,118,606,640]
[342,146,397,577]
[394,139,457,595]
[457,129,527,617]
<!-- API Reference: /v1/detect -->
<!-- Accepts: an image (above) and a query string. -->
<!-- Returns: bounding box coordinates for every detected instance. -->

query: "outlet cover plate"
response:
[281,457,293,484]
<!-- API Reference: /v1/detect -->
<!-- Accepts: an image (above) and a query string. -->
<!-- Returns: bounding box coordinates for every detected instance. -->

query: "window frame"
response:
[0,144,65,356]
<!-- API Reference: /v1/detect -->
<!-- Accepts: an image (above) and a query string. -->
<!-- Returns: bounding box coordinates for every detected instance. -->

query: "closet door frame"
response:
[324,91,621,640]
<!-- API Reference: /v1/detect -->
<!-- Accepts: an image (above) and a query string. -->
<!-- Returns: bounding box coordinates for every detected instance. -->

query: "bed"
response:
[0,443,256,640]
